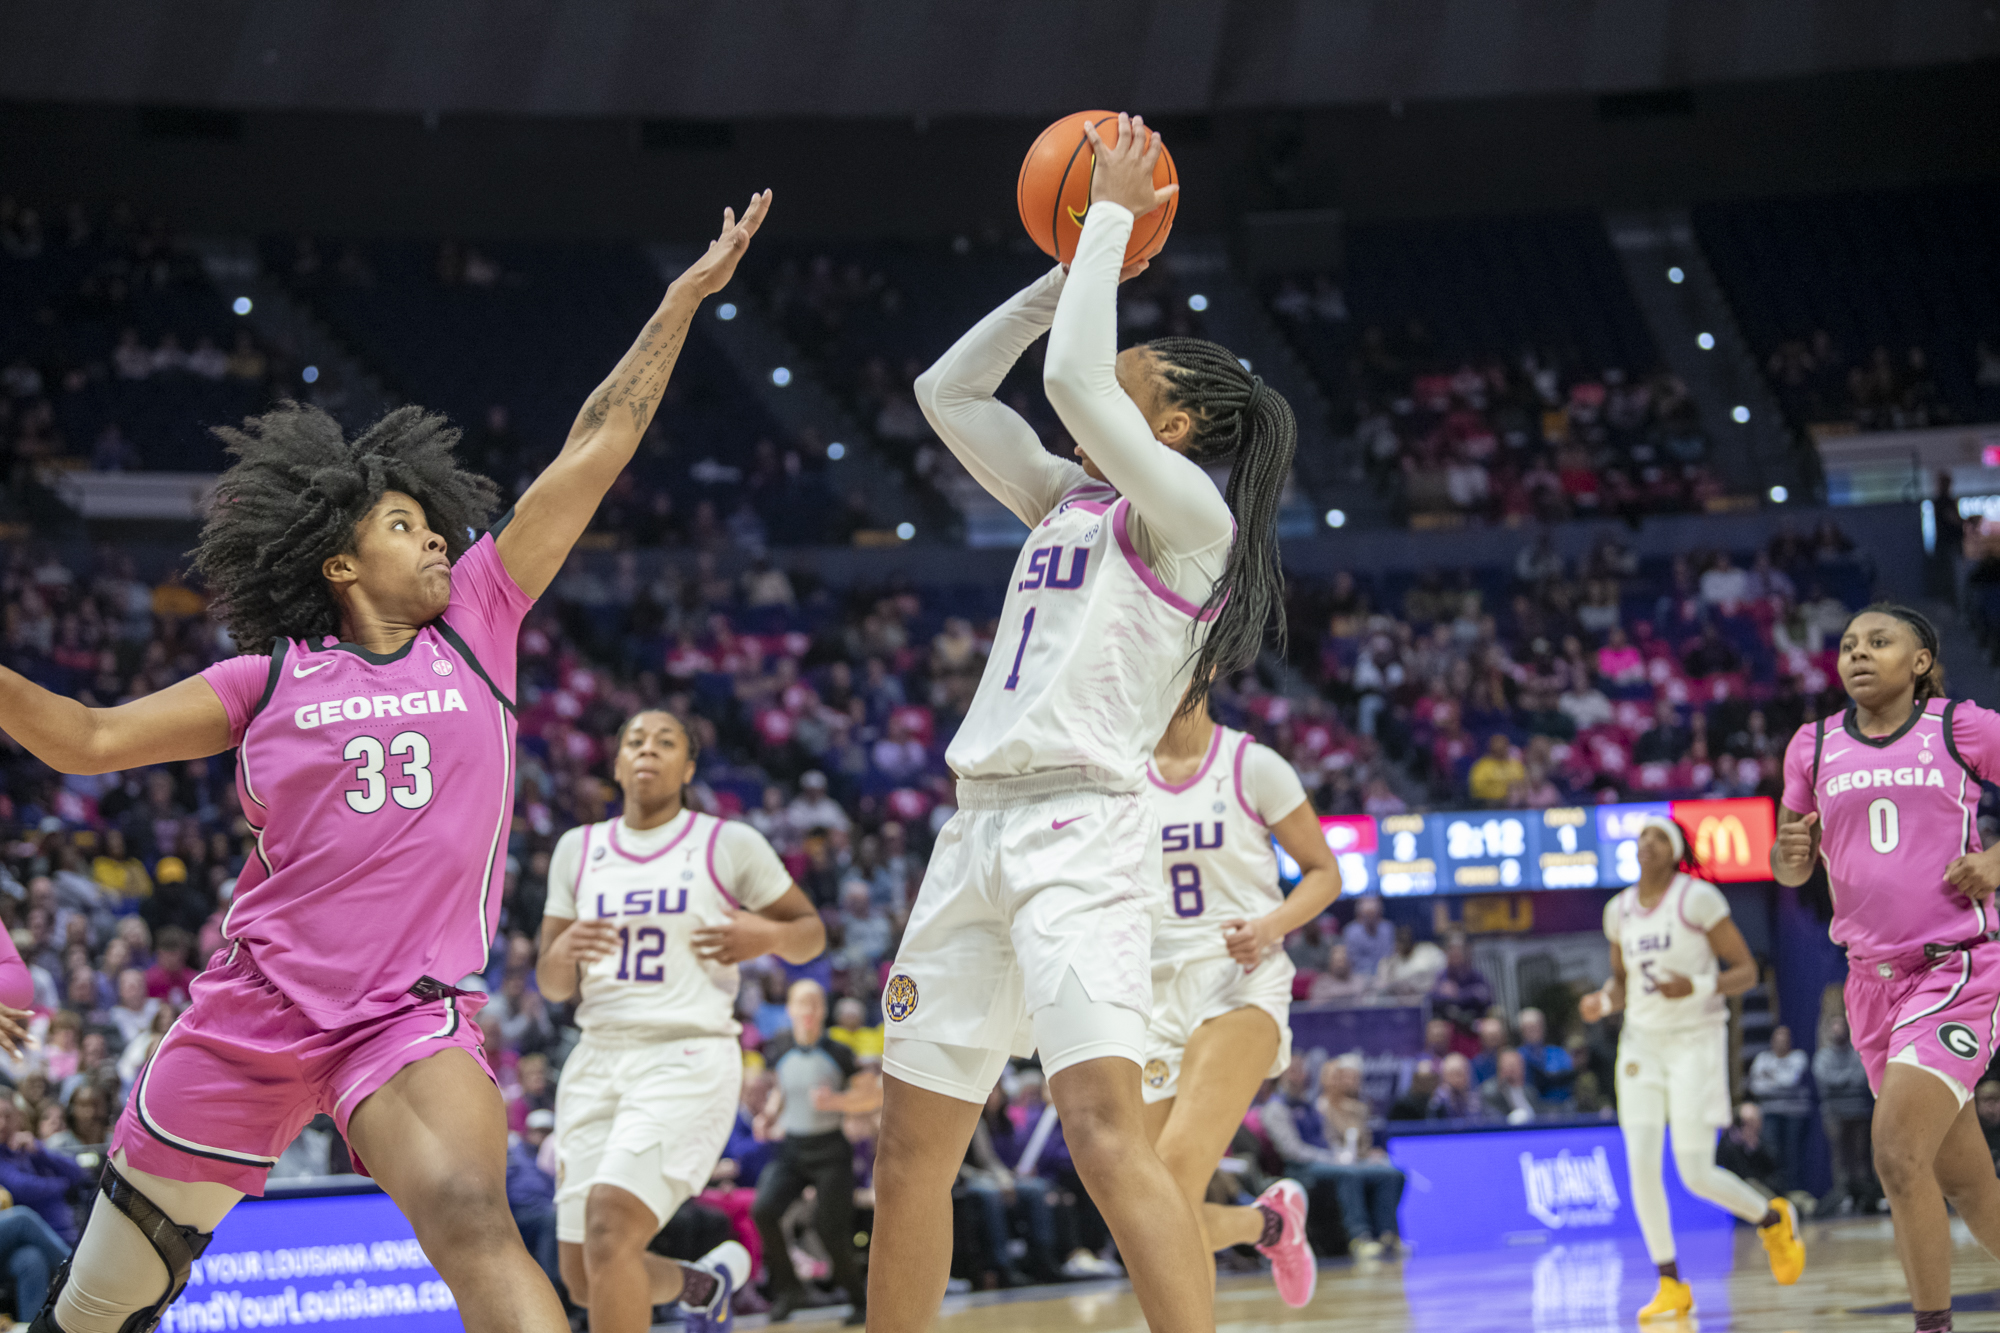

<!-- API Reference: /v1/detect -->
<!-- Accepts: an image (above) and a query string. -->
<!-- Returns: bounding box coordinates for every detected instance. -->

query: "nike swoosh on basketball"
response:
[1052,816,1087,831]
[291,660,331,678]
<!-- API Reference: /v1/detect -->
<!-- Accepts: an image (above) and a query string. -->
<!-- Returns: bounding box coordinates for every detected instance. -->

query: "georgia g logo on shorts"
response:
[1937,1021,1981,1061]
[884,974,919,1022]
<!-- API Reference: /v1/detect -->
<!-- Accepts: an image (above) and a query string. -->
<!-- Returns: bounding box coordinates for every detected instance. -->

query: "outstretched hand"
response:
[1082,114,1178,219]
[675,191,773,298]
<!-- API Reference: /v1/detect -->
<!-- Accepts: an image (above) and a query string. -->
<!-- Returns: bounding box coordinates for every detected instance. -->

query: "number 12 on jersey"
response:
[615,925,666,982]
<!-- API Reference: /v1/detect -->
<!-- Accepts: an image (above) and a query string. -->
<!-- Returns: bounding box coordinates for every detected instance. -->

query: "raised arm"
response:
[911,267,1084,527]
[0,669,231,777]
[1041,116,1230,556]
[495,192,770,598]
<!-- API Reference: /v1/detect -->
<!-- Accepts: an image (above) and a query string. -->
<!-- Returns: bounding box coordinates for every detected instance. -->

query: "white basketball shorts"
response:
[881,773,1160,1103]
[1140,947,1296,1103]
[554,1033,742,1241]
[1614,1022,1732,1131]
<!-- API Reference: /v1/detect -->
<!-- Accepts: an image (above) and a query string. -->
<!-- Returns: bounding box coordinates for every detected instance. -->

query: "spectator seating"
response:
[261,237,835,546]
[1,199,282,480]
[1265,211,1725,524]
[1695,180,2000,433]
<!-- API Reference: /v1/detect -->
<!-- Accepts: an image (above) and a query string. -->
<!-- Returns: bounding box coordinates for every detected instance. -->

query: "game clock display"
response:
[1274,797,1774,895]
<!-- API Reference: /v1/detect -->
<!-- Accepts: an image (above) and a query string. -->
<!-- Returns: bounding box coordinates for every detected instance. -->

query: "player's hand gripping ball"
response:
[1018,110,1178,267]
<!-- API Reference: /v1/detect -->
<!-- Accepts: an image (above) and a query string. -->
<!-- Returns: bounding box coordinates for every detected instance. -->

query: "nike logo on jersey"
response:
[1052,816,1087,831]
[292,660,332,678]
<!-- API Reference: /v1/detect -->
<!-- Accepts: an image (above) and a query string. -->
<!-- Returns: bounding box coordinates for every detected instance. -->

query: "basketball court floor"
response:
[733,1216,2000,1330]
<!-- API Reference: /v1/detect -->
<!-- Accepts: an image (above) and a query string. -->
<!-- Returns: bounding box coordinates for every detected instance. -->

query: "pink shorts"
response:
[1845,946,2000,1098]
[112,953,490,1194]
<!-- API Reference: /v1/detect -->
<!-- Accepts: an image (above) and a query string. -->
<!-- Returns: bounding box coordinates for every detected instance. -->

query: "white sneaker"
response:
[1352,1238,1385,1260]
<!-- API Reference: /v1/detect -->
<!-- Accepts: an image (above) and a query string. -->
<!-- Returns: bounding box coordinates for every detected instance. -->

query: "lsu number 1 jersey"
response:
[1145,726,1310,966]
[945,482,1217,791]
[544,810,793,1042]
[197,531,531,1026]
[1782,697,2000,963]
[1604,874,1732,1034]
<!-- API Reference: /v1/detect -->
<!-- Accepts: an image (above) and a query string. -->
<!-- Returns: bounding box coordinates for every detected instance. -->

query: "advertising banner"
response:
[1384,1124,1732,1254]
[164,1191,456,1333]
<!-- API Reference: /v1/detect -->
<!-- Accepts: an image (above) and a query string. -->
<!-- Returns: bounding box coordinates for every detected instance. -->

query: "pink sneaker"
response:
[1255,1178,1316,1307]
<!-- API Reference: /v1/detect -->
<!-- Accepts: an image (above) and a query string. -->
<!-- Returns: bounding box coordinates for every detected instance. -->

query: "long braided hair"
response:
[1842,602,1947,702]
[1145,337,1298,718]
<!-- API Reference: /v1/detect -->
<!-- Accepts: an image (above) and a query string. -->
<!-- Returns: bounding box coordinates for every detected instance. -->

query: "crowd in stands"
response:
[1290,524,1868,808]
[1268,281,1724,524]
[1763,331,1966,435]
[755,238,1206,535]
[264,235,866,552]
[0,198,291,496]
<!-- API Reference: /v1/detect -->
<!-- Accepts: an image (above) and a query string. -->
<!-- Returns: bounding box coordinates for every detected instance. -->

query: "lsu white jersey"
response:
[1605,873,1732,1035]
[946,484,1216,791]
[1146,726,1307,965]
[550,812,778,1042]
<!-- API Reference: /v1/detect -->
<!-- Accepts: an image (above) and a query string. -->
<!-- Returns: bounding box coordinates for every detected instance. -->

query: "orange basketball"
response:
[1017,110,1178,267]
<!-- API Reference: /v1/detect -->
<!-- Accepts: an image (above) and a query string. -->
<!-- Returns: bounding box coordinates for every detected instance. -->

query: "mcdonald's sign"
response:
[1669,797,1776,883]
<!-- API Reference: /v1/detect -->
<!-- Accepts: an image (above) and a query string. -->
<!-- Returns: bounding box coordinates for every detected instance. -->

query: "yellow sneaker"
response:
[1759,1196,1806,1285]
[1637,1276,1694,1321]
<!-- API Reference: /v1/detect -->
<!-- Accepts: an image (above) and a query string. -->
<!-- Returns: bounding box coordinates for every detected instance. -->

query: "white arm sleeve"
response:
[1042,202,1234,590]
[544,826,587,921]
[912,267,1089,528]
[1680,878,1732,931]
[1241,742,1310,825]
[712,821,796,913]
[1602,895,1622,943]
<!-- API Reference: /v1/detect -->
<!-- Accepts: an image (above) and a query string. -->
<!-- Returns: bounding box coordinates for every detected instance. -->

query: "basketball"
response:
[1017,110,1178,267]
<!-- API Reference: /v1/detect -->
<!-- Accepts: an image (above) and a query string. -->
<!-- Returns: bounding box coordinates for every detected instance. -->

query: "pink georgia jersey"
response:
[1781,696,2000,962]
[200,531,531,1025]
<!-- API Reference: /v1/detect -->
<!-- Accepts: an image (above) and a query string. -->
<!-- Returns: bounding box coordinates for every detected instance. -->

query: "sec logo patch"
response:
[1938,1021,1980,1061]
[1624,1062,1639,1077]
[1144,1059,1170,1089]
[884,974,919,1022]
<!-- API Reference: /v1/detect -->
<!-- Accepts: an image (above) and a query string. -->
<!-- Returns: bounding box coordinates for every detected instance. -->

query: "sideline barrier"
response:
[1382,1120,1732,1254]
[165,1181,456,1333]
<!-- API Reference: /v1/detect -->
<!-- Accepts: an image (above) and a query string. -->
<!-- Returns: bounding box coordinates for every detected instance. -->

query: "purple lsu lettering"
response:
[1629,930,1671,954]
[1162,822,1225,853]
[295,689,468,729]
[1017,544,1090,592]
[594,889,690,918]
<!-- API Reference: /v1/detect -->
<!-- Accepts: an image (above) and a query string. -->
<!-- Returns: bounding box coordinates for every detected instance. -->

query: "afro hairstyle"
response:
[194,402,500,652]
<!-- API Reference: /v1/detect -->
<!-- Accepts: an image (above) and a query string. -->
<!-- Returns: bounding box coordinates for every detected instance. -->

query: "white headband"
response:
[1638,815,1685,861]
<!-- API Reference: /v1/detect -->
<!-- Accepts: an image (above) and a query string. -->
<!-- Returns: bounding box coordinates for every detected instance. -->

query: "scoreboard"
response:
[1275,797,1774,895]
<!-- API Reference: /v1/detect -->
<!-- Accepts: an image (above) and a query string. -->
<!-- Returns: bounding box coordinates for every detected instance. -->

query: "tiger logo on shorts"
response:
[884,974,919,1022]
[1144,1059,1169,1089]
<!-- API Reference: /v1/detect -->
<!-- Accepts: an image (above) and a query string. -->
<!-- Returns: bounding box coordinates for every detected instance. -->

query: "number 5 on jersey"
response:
[345,731,435,812]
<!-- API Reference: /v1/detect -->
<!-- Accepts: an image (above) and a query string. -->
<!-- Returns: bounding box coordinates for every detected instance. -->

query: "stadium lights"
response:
[770,367,792,387]
[1769,485,1789,503]
[1666,267,1685,284]
[232,296,253,315]
[1325,509,1347,528]
[717,303,737,321]
[1731,405,1751,423]
[1696,332,1715,350]
[1188,294,1209,312]
[895,522,915,540]
[826,442,847,461]
[301,366,319,384]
